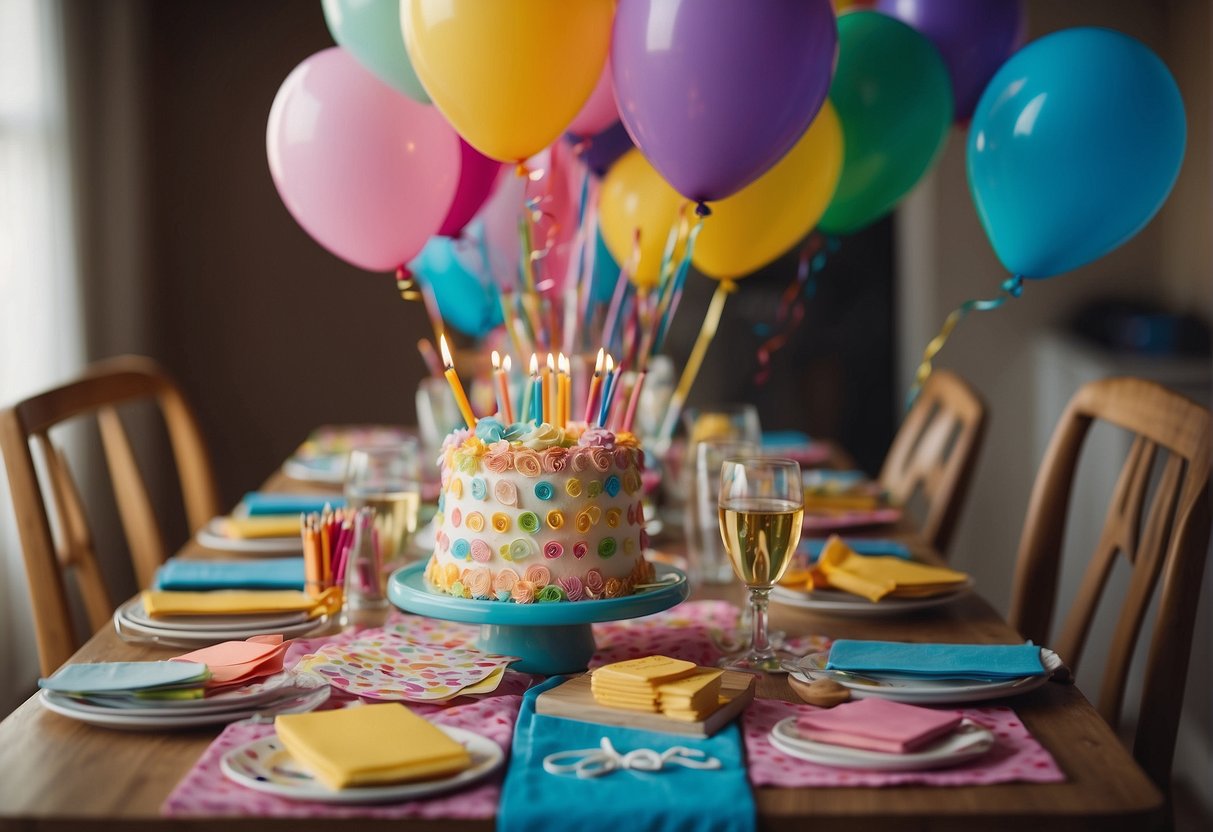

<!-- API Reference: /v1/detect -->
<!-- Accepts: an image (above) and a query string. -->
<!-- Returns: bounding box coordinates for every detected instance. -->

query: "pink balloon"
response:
[566,57,619,137]
[438,139,504,238]
[267,48,459,272]
[478,169,525,290]
[524,142,584,294]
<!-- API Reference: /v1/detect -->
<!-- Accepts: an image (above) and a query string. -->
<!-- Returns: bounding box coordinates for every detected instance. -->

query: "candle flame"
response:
[439,334,454,368]
[546,352,555,372]
[604,353,615,373]
[529,353,539,375]
[593,347,604,374]
[502,355,512,372]
[558,352,569,374]
[491,350,501,370]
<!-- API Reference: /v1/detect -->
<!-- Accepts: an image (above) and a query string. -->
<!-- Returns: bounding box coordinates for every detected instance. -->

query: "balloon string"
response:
[906,274,1025,408]
[752,233,838,386]
[653,215,705,355]
[395,265,421,302]
[653,279,735,458]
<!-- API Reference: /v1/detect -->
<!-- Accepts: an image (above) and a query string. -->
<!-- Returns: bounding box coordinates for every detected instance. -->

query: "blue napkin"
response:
[761,430,812,447]
[798,538,910,562]
[241,492,345,516]
[39,661,209,693]
[499,677,755,832]
[153,558,305,591]
[827,640,1046,680]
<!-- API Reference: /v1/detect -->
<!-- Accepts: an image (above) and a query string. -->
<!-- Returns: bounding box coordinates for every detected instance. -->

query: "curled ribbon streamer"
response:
[652,215,706,356]
[542,737,722,779]
[906,274,1025,409]
[752,233,838,386]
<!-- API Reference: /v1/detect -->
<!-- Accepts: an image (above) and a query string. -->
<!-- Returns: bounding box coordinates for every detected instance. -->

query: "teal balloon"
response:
[411,231,503,337]
[968,27,1185,278]
[819,11,953,235]
[321,0,431,103]
[589,231,621,304]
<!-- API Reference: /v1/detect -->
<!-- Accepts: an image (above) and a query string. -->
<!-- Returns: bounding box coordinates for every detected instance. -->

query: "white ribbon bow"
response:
[543,737,722,779]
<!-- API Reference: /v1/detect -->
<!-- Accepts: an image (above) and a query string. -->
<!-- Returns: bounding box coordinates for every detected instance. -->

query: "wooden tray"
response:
[534,670,756,737]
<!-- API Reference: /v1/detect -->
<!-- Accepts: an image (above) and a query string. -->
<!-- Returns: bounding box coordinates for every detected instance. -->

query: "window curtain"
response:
[0,0,83,712]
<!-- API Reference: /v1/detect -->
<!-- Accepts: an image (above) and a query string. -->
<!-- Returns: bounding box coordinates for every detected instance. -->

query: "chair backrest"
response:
[0,355,220,675]
[1009,377,1212,789]
[879,370,987,555]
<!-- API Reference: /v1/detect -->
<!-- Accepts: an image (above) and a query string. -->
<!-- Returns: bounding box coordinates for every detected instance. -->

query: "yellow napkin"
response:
[814,537,968,602]
[217,516,300,539]
[275,703,471,790]
[141,588,341,618]
[803,492,883,511]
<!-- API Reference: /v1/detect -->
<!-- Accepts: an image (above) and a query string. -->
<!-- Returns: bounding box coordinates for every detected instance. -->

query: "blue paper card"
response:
[798,538,911,562]
[154,558,305,591]
[241,492,345,516]
[39,661,209,694]
[827,640,1046,679]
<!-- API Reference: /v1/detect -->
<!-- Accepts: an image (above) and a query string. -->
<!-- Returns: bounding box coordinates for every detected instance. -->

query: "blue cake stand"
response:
[388,562,688,675]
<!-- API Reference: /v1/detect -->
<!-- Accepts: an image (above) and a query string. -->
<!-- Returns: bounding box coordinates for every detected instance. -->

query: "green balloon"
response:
[819,11,953,235]
[321,0,431,104]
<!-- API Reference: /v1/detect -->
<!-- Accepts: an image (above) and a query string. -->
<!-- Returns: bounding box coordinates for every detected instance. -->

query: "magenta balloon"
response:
[266,48,459,272]
[438,138,504,238]
[612,0,837,204]
[876,0,1025,121]
[566,57,620,137]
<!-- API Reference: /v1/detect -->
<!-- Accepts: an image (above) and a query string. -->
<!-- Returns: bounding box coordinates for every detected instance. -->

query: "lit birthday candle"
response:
[543,352,555,425]
[491,350,514,424]
[501,355,514,424]
[526,353,541,424]
[597,353,616,427]
[439,334,477,429]
[557,353,570,428]
[582,348,604,424]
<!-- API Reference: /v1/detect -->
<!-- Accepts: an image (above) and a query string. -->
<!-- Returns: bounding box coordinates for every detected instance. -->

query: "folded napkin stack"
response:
[591,656,725,722]
[802,471,888,511]
[39,660,211,701]
[795,698,963,753]
[172,635,289,688]
[827,640,1047,680]
[141,588,340,619]
[800,536,968,601]
[154,558,305,591]
[241,492,345,517]
[274,703,471,790]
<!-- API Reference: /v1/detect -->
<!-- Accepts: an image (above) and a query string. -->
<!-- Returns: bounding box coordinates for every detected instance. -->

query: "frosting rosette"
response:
[546,510,564,530]
[450,507,462,527]
[533,481,554,501]
[543,540,564,559]
[517,511,541,534]
[613,431,640,448]
[491,512,511,533]
[507,537,536,562]
[606,508,622,528]
[598,537,617,558]
[574,511,593,534]
[584,568,605,595]
[511,579,536,604]
[493,480,518,506]
[470,539,492,563]
[470,477,488,500]
[573,541,588,559]
[465,511,485,532]
[513,449,542,477]
[589,447,613,472]
[518,422,566,451]
[564,477,583,497]
[523,564,551,587]
[541,447,569,473]
[605,577,627,598]
[578,428,615,448]
[623,469,642,495]
[484,449,513,474]
[501,421,531,442]
[558,576,584,601]
[474,418,506,443]
[536,584,566,603]
[493,567,519,595]
[452,538,470,559]
[586,480,602,498]
[569,447,593,472]
[467,567,492,598]
[613,448,632,469]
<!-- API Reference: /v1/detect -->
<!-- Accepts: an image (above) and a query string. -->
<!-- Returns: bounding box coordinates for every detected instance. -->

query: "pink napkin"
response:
[744,698,1065,787]
[161,695,522,818]
[795,698,962,753]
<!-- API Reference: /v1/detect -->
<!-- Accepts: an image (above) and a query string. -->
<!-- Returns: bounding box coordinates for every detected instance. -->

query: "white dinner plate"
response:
[220,725,503,804]
[46,675,325,717]
[770,578,973,617]
[282,454,347,485]
[114,600,330,646]
[785,650,1052,704]
[39,685,330,730]
[196,518,303,554]
[769,716,995,771]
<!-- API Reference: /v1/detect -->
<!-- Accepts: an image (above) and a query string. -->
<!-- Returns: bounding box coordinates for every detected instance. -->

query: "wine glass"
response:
[717,457,803,673]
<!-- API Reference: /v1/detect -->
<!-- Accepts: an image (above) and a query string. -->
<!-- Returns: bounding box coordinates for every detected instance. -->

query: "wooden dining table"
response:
[0,446,1165,831]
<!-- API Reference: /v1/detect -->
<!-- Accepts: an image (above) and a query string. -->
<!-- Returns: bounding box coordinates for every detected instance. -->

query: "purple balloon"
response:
[876,0,1025,122]
[566,121,635,176]
[612,0,837,204]
[438,138,504,238]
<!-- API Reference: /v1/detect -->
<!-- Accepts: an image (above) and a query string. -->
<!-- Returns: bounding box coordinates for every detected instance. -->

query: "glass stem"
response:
[749,586,773,659]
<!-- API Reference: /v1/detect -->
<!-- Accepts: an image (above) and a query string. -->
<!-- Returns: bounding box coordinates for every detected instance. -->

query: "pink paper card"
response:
[796,698,962,753]
[173,636,290,685]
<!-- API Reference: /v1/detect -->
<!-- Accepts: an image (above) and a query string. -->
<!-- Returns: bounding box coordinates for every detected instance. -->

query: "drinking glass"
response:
[684,439,758,586]
[343,441,422,584]
[717,457,803,673]
[683,403,762,447]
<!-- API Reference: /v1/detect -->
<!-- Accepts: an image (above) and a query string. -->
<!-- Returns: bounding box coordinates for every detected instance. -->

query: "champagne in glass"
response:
[718,458,802,673]
[344,442,421,586]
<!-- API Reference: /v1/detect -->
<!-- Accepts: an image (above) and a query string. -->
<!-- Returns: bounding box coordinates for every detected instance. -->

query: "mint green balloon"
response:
[819,11,953,235]
[321,0,430,103]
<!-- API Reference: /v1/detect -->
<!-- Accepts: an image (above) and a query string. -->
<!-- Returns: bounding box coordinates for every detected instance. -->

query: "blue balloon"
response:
[967,28,1185,279]
[588,230,621,304]
[411,227,503,337]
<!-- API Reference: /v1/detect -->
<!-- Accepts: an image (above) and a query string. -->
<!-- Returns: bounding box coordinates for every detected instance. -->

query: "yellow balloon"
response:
[598,149,686,291]
[402,0,613,163]
[692,102,843,280]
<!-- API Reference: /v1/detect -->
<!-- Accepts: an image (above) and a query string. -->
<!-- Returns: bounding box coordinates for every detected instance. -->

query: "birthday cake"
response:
[424,418,654,602]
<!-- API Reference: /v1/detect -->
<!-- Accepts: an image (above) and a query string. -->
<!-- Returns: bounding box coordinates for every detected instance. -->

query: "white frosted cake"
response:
[424,419,653,602]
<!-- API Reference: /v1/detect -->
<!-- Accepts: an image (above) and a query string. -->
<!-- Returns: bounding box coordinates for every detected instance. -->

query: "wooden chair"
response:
[1009,377,1212,790]
[879,369,987,555]
[0,355,220,675]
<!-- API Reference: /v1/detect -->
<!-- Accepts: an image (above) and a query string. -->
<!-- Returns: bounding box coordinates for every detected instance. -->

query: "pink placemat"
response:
[161,695,522,818]
[743,697,1065,787]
